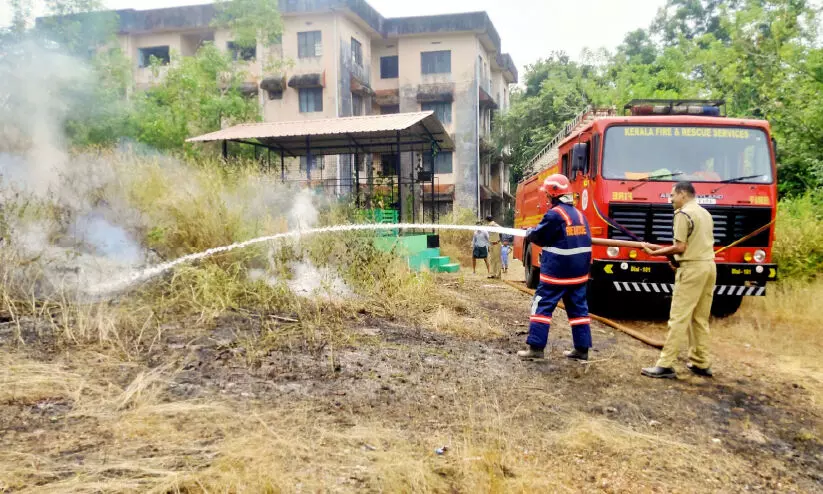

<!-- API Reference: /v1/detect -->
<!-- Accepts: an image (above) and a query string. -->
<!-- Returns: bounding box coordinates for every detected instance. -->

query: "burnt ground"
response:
[1,273,823,492]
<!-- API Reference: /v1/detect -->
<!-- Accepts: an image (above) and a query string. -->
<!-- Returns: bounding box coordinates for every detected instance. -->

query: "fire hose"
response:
[502,279,665,349]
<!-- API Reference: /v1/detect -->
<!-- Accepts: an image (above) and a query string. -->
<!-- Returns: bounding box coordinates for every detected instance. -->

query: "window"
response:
[351,93,363,116]
[298,31,322,58]
[299,88,323,112]
[423,151,453,174]
[380,55,398,78]
[380,154,398,176]
[421,101,451,124]
[227,41,256,61]
[351,37,362,66]
[300,155,324,171]
[138,46,170,68]
[381,105,400,114]
[602,126,773,183]
[421,50,451,74]
[561,153,570,177]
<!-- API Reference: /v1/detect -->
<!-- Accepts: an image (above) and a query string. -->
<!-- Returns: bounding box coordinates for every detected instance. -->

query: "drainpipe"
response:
[475,55,481,217]
[333,11,341,193]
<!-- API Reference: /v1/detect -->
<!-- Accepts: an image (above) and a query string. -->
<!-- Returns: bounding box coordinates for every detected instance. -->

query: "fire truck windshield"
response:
[602,125,773,183]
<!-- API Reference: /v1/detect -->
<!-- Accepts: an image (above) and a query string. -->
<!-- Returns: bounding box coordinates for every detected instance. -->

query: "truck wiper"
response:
[628,172,684,192]
[711,174,765,193]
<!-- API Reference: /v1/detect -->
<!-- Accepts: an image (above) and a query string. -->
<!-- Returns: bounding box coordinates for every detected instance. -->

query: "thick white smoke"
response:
[0,39,332,299]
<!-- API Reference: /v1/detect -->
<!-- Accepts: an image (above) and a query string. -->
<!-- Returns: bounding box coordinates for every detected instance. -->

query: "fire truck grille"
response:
[608,204,772,247]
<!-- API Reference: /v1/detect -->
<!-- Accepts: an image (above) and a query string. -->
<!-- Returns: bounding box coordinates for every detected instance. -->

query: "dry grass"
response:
[0,352,758,493]
[713,279,823,364]
[438,208,479,268]
[3,150,823,492]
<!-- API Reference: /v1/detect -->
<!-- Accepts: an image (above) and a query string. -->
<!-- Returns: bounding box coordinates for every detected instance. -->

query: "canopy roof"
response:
[186,111,453,157]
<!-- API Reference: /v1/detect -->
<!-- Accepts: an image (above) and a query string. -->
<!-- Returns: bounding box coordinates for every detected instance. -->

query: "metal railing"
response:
[521,105,592,180]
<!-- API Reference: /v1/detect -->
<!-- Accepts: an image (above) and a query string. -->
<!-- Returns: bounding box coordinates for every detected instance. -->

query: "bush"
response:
[773,191,823,281]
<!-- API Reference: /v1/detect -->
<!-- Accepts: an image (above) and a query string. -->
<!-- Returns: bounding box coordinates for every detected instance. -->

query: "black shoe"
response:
[563,347,589,361]
[641,366,677,379]
[686,362,713,377]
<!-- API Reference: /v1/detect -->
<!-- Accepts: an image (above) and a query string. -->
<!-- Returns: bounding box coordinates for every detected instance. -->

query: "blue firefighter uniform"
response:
[525,202,593,350]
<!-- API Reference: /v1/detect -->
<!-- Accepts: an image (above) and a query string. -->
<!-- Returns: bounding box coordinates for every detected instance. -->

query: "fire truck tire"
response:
[711,296,743,318]
[524,246,540,289]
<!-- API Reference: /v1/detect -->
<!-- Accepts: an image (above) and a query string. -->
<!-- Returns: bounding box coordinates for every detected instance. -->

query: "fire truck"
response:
[513,100,778,317]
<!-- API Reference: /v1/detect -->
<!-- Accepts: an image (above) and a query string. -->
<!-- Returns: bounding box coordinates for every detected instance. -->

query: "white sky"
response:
[1,0,667,74]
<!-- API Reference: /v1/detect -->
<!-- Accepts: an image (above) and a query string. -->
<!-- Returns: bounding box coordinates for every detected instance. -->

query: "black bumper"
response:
[591,260,777,297]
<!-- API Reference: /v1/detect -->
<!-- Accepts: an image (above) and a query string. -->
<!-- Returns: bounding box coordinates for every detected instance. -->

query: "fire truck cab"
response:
[513,100,778,317]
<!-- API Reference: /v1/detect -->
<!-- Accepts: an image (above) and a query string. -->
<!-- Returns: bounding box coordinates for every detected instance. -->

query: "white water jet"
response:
[87,223,526,295]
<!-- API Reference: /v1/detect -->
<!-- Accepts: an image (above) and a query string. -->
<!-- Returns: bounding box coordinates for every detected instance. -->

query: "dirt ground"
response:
[1,262,823,492]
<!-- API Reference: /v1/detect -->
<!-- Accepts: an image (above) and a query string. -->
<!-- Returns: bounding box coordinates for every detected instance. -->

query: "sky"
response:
[1,0,667,75]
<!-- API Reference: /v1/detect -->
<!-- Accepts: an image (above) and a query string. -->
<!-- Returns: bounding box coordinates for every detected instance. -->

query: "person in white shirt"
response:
[472,222,490,274]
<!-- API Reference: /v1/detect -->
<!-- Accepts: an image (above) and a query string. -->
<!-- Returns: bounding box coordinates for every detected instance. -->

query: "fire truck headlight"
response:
[607,247,620,258]
[753,250,766,263]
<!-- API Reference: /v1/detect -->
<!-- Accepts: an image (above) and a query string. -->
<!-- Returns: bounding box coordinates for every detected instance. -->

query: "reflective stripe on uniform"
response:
[542,246,592,256]
[554,207,572,226]
[574,208,585,224]
[530,315,553,325]
[568,317,591,326]
[540,273,589,285]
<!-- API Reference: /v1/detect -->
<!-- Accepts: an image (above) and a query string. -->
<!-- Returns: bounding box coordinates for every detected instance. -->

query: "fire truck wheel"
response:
[524,247,540,289]
[711,296,743,318]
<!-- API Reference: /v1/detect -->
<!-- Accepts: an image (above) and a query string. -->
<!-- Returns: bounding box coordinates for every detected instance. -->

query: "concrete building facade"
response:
[63,1,518,218]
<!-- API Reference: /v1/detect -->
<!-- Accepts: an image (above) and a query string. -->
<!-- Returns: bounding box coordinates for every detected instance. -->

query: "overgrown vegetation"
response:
[497,0,823,197]
[772,191,823,281]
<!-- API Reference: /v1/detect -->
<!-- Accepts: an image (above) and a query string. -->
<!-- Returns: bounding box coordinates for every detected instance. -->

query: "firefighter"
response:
[486,215,502,279]
[517,174,592,361]
[641,181,716,379]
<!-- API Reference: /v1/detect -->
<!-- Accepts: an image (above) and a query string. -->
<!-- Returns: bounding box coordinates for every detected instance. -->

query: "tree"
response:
[213,0,284,48]
[131,44,260,151]
[496,0,823,196]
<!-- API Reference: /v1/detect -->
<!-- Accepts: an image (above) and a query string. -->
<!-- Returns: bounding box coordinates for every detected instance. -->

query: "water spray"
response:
[85,222,645,296]
[87,223,527,295]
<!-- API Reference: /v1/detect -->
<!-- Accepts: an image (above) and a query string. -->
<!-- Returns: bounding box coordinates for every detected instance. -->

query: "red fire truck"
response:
[513,100,778,317]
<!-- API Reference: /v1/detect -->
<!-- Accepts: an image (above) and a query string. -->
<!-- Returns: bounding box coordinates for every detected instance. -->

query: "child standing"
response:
[501,236,511,274]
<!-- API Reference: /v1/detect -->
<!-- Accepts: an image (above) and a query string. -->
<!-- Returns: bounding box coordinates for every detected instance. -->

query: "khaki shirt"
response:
[673,199,715,262]
[487,221,501,243]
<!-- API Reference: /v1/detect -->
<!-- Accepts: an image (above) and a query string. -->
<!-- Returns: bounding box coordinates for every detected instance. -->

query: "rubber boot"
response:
[563,346,589,361]
[517,345,545,360]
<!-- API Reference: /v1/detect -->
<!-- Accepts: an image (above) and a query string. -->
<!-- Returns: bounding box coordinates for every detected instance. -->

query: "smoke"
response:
[0,40,147,297]
[0,40,88,196]
[0,38,330,299]
[288,188,319,229]
[248,260,353,300]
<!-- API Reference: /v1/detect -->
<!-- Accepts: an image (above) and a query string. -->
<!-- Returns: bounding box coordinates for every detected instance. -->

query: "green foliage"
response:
[64,47,135,146]
[37,0,119,57]
[498,0,823,196]
[131,43,261,152]
[213,0,284,48]
[773,191,823,281]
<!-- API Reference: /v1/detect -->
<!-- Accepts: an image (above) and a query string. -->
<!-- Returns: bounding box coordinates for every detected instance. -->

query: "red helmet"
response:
[539,173,571,197]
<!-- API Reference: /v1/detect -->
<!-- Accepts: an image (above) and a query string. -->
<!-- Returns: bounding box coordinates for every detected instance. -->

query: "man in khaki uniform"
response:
[641,181,716,379]
[486,215,502,279]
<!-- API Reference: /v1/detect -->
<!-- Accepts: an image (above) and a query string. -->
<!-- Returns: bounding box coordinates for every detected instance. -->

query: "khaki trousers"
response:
[489,243,502,278]
[656,260,717,369]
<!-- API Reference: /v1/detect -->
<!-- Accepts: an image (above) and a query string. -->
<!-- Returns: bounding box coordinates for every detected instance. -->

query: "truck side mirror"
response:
[571,142,589,176]
[771,137,778,157]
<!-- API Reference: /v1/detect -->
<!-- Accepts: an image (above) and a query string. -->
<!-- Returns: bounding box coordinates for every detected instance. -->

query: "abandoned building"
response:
[40,1,518,219]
